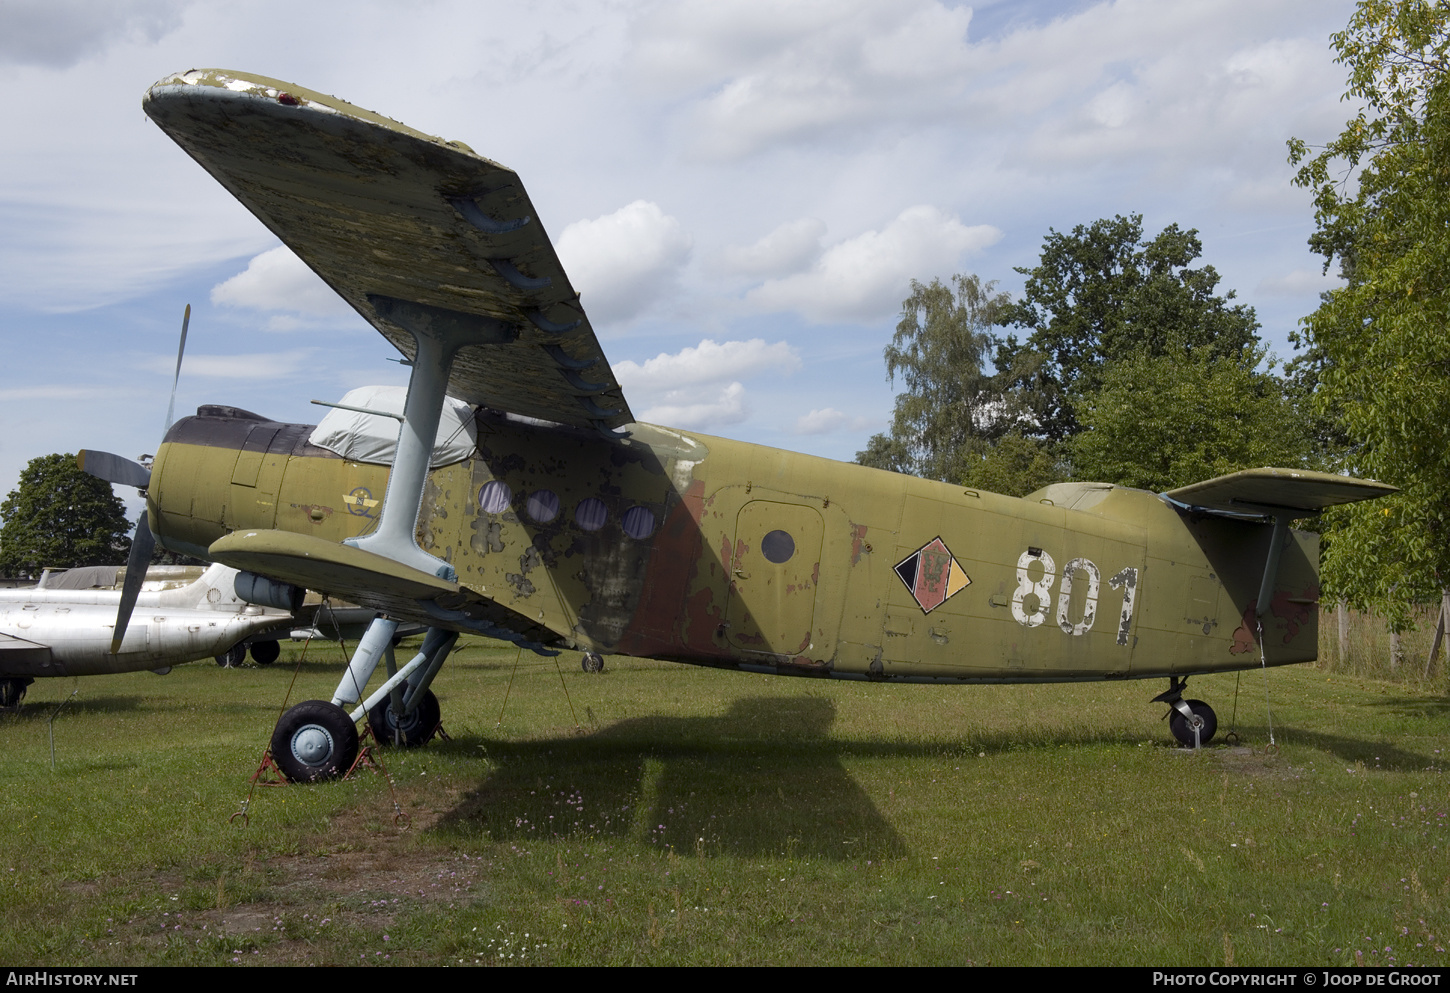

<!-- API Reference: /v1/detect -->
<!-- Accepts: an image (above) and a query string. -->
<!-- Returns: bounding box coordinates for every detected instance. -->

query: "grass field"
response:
[0,636,1446,966]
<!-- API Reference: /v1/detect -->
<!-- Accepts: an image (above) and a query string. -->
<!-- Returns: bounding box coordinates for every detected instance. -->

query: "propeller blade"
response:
[111,510,155,655]
[77,450,151,490]
[164,303,190,432]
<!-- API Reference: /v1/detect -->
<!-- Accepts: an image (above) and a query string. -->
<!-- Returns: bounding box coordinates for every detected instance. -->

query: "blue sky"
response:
[0,0,1359,521]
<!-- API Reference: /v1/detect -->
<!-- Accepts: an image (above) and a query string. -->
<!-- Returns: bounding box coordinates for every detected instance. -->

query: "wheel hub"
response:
[291,725,335,766]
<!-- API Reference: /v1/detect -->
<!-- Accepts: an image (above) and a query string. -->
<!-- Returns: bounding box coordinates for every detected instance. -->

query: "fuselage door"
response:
[725,501,824,657]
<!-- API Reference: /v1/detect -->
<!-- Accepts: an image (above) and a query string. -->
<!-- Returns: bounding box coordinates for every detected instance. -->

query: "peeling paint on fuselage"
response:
[148,405,1325,684]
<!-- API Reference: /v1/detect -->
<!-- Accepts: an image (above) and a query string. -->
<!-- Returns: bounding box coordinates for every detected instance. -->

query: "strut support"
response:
[348,626,457,724]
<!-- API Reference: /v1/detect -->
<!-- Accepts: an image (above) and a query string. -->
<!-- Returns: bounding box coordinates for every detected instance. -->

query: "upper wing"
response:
[1164,467,1398,516]
[143,69,631,434]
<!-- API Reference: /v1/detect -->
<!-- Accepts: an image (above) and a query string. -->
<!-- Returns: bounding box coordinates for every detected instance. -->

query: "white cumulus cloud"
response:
[555,200,692,325]
[747,206,1000,323]
[638,382,747,430]
[613,338,800,391]
[723,218,826,277]
[211,246,355,320]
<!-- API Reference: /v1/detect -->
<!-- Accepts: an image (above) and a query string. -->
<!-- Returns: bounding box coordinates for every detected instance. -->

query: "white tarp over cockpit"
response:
[308,385,478,468]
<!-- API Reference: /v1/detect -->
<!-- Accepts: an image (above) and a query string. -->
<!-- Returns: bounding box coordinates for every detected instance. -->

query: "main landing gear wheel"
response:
[1169,699,1218,748]
[366,689,440,748]
[215,644,247,668]
[0,678,29,709]
[271,700,359,782]
[581,652,605,673]
[250,640,280,666]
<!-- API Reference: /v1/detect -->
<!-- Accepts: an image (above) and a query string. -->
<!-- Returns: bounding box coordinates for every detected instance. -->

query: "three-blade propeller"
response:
[77,304,188,654]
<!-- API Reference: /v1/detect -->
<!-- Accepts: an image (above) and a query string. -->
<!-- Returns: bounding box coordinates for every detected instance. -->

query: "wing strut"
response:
[344,302,483,581]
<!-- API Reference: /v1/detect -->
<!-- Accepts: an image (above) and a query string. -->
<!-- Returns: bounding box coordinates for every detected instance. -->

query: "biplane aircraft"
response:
[81,69,1394,781]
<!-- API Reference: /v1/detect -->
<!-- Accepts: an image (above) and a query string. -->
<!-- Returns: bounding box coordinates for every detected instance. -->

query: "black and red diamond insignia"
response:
[894,537,971,613]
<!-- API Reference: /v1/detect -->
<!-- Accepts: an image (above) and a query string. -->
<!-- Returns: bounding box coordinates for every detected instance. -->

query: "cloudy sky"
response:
[0,0,1360,519]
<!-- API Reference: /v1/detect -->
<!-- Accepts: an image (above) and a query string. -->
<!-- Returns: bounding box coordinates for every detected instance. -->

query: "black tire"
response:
[215,644,247,668]
[270,700,359,782]
[0,678,29,709]
[366,689,440,748]
[581,652,605,674]
[250,640,281,666]
[1169,699,1218,747]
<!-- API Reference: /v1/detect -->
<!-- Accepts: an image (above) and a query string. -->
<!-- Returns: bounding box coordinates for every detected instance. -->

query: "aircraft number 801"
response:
[1011,549,1139,646]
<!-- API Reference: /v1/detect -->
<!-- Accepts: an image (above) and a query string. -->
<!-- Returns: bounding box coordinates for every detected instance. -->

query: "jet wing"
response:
[1164,468,1398,516]
[143,69,631,434]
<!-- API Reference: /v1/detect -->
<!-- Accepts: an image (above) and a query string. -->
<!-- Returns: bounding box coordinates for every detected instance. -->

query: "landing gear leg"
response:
[350,626,457,747]
[1152,677,1218,748]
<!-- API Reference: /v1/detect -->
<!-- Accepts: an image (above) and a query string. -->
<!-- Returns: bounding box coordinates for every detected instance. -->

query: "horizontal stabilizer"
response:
[1164,468,1397,517]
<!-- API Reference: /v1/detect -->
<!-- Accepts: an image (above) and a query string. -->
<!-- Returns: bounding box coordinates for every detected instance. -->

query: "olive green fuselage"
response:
[150,406,1318,683]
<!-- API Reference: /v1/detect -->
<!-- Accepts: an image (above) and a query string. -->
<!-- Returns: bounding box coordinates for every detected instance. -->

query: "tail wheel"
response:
[366,689,440,748]
[271,700,358,782]
[1169,699,1218,748]
[581,652,605,673]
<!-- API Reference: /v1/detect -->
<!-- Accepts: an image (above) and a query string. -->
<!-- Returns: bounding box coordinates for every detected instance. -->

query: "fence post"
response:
[1426,591,1447,681]
[1337,599,1349,666]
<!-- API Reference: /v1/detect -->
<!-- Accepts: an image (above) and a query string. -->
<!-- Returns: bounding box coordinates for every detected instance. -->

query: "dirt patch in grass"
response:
[1210,745,1306,780]
[81,782,500,965]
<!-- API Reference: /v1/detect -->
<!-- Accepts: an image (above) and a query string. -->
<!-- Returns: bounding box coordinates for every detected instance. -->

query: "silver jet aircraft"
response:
[0,563,293,706]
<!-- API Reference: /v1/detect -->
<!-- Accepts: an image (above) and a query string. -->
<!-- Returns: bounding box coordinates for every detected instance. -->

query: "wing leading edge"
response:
[143,69,632,434]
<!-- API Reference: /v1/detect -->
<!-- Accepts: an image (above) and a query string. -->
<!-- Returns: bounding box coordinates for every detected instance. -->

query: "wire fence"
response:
[1314,601,1448,689]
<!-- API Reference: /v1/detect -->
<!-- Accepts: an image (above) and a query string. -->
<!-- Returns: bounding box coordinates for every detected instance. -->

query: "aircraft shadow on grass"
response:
[0,694,149,720]
[1365,693,1450,719]
[1264,725,1448,772]
[431,695,907,859]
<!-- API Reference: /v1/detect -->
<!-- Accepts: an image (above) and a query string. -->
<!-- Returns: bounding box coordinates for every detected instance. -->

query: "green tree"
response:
[958,432,1063,498]
[0,454,133,576]
[1288,0,1450,615]
[997,215,1262,442]
[1069,352,1310,493]
[856,274,1017,481]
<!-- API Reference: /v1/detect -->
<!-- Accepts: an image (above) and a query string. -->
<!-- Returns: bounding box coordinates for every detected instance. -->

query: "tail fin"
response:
[161,563,245,609]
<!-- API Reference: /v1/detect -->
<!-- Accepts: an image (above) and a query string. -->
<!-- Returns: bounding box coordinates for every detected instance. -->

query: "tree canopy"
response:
[1069,351,1309,493]
[0,453,133,576]
[860,214,1304,497]
[1288,0,1450,613]
[857,274,1017,482]
[996,214,1262,443]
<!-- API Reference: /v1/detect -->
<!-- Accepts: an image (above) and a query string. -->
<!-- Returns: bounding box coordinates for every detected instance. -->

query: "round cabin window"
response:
[478,480,512,514]
[761,529,795,564]
[621,505,656,540]
[526,489,560,523]
[575,497,608,532]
